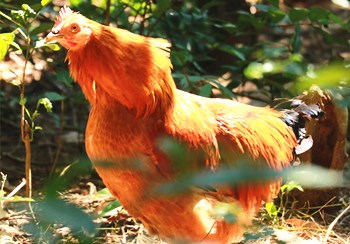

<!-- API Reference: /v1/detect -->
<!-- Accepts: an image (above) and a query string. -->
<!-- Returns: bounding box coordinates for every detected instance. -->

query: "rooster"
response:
[46,6,321,243]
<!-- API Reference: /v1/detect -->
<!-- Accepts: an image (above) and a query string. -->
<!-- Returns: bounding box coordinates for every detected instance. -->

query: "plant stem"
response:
[139,0,150,35]
[20,25,32,198]
[105,0,111,25]
[50,99,65,178]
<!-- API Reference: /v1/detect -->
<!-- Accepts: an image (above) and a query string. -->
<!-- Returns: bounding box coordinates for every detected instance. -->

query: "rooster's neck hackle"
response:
[67,21,176,117]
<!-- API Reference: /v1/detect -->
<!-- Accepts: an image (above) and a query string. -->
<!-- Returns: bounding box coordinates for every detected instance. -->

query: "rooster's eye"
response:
[71,24,80,33]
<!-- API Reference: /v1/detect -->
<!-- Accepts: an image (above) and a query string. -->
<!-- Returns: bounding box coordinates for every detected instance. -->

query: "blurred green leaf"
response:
[57,70,74,87]
[291,24,301,53]
[219,45,246,61]
[280,181,303,193]
[155,0,171,15]
[289,8,309,23]
[156,163,281,196]
[19,97,27,106]
[100,200,121,217]
[47,158,92,197]
[41,0,51,7]
[207,80,236,98]
[269,0,279,8]
[44,92,65,101]
[36,198,97,236]
[212,202,240,224]
[36,39,60,51]
[254,4,270,12]
[214,23,237,34]
[95,188,113,198]
[198,83,212,97]
[10,41,22,53]
[308,7,329,24]
[47,43,60,51]
[244,228,275,242]
[244,62,264,79]
[285,165,344,188]
[297,63,350,91]
[0,196,34,202]
[31,23,53,36]
[34,126,42,131]
[265,202,278,217]
[268,8,286,23]
[0,32,15,61]
[21,4,36,14]
[329,12,349,30]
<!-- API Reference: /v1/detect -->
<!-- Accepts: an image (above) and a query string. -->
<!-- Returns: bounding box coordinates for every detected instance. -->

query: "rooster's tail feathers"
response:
[278,99,324,155]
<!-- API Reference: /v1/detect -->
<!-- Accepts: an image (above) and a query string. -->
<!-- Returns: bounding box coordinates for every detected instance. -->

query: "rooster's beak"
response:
[45,31,63,43]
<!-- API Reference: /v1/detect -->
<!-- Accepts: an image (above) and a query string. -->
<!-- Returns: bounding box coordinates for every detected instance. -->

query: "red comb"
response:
[54,5,73,27]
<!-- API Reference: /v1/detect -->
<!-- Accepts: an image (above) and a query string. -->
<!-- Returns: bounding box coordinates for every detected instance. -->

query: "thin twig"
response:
[7,178,26,198]
[139,0,150,35]
[20,22,34,199]
[105,0,111,25]
[23,120,32,198]
[146,12,165,36]
[324,203,350,243]
[49,99,65,178]
[201,221,217,242]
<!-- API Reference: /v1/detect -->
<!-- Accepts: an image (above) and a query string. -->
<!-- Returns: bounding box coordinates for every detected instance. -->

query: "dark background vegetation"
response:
[0,0,349,243]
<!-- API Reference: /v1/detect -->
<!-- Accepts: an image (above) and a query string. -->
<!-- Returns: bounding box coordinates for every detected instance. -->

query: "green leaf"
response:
[10,41,22,53]
[155,0,171,15]
[156,164,281,196]
[212,202,239,224]
[47,43,60,51]
[34,39,46,49]
[244,62,264,79]
[41,0,52,7]
[207,80,236,99]
[100,200,121,217]
[291,24,301,53]
[21,4,36,15]
[30,22,53,36]
[19,97,27,106]
[329,12,349,30]
[198,83,212,97]
[25,108,31,119]
[308,7,329,24]
[214,23,237,34]
[265,202,278,217]
[219,45,245,61]
[268,8,286,23]
[226,79,241,90]
[269,0,279,8]
[57,70,74,87]
[32,110,40,119]
[95,188,113,198]
[34,126,43,131]
[43,92,65,101]
[11,10,25,19]
[35,39,60,51]
[5,196,34,202]
[286,164,345,188]
[0,33,15,61]
[37,198,97,236]
[254,4,270,12]
[289,8,309,23]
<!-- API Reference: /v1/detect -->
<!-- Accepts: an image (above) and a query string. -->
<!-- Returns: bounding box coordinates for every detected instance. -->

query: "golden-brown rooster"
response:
[46,6,320,243]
